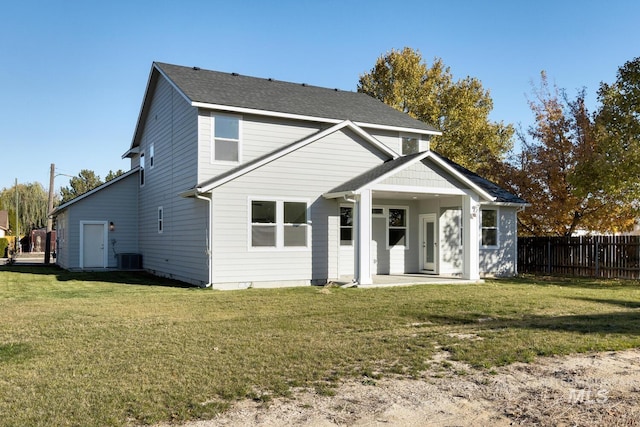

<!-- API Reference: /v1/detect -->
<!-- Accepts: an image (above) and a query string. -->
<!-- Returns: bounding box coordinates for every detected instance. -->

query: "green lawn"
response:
[1,266,639,426]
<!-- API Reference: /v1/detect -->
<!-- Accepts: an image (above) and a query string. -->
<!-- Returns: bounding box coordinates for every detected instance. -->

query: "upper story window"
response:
[401,134,420,155]
[149,144,155,169]
[212,114,241,162]
[140,152,145,186]
[481,208,499,247]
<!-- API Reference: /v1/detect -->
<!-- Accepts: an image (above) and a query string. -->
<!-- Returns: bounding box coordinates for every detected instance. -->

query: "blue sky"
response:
[1,0,638,191]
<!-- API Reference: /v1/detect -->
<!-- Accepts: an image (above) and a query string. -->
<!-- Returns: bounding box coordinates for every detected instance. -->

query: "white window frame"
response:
[248,198,310,251]
[211,112,242,164]
[400,133,420,155]
[139,151,145,187]
[149,144,155,169]
[158,206,163,234]
[387,206,410,250]
[480,208,499,248]
[339,204,354,247]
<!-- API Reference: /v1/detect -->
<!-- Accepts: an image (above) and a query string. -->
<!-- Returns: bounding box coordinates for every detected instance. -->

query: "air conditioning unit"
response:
[117,253,142,270]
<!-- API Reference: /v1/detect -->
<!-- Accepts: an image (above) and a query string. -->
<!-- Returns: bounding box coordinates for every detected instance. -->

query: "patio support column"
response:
[354,189,373,285]
[463,194,480,280]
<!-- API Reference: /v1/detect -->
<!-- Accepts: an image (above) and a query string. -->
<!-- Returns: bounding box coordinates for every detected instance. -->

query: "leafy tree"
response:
[60,169,103,203]
[105,169,125,182]
[493,72,638,236]
[594,57,640,206]
[0,182,49,235]
[358,47,514,171]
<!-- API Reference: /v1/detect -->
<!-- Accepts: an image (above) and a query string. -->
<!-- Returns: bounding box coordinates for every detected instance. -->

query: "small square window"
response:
[401,136,419,155]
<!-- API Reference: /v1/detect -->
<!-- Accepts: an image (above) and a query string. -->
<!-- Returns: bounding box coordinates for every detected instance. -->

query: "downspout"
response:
[195,191,213,287]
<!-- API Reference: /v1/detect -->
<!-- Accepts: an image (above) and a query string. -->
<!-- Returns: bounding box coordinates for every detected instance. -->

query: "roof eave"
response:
[191,101,439,136]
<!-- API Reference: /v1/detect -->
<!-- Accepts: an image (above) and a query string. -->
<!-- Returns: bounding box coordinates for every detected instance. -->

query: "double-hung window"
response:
[212,114,240,162]
[481,209,499,247]
[251,199,308,249]
[139,152,145,186]
[388,208,408,247]
[340,206,353,246]
[158,207,163,233]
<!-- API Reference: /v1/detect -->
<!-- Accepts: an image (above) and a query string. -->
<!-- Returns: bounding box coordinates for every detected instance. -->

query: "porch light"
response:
[109,221,115,232]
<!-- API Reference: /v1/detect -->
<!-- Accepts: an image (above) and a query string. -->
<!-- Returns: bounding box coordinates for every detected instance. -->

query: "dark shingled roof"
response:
[326,151,527,205]
[327,152,427,194]
[434,153,528,204]
[154,62,438,133]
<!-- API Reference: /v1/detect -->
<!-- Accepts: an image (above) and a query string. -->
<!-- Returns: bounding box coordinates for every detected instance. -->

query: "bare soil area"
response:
[166,349,640,426]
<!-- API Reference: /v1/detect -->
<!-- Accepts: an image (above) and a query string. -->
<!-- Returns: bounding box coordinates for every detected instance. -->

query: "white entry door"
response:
[81,222,107,268]
[421,214,437,272]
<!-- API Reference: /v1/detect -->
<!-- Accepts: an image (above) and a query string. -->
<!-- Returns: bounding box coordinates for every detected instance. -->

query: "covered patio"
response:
[333,273,483,288]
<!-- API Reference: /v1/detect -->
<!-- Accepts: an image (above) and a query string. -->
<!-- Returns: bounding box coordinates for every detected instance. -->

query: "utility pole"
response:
[14,178,19,254]
[45,163,55,264]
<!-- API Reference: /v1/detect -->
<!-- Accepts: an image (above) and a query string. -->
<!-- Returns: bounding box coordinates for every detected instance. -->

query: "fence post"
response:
[547,239,552,275]
[595,239,599,278]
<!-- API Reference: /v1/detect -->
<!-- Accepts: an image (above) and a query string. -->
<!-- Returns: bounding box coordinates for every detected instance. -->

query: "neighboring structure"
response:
[0,210,8,237]
[52,62,527,288]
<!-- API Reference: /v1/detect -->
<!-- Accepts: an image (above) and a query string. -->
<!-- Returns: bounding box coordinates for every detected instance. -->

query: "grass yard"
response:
[1,266,639,426]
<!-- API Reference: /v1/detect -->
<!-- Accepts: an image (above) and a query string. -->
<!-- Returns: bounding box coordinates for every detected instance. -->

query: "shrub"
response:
[0,237,9,258]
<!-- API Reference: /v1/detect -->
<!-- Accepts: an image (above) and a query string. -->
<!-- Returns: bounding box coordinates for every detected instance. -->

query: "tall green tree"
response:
[358,47,514,171]
[0,182,49,235]
[594,57,640,206]
[60,170,103,203]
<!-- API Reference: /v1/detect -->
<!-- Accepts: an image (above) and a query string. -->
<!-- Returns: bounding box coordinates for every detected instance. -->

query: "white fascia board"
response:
[480,201,531,208]
[353,151,431,194]
[425,152,496,202]
[197,121,397,193]
[191,101,438,138]
[353,122,442,136]
[323,191,356,199]
[371,184,466,196]
[121,146,140,159]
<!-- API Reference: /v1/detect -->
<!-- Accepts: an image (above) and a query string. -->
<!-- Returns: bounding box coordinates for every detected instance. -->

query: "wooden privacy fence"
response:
[518,236,640,279]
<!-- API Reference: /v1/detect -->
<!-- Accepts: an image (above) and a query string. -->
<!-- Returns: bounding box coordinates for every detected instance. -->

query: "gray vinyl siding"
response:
[197,112,321,182]
[368,129,401,153]
[479,207,518,276]
[211,128,388,284]
[136,75,207,285]
[380,161,465,190]
[55,173,139,269]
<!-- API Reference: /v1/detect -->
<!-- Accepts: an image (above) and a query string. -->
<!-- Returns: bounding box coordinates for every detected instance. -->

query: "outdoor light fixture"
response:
[109,221,115,232]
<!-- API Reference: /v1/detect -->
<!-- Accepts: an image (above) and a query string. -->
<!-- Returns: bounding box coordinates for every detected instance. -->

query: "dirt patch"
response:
[161,349,640,426]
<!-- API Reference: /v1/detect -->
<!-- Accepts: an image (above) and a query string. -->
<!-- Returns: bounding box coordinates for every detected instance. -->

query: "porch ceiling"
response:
[372,189,455,201]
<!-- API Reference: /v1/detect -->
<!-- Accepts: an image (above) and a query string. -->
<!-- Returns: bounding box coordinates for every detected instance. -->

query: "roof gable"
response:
[324,151,527,204]
[180,120,397,196]
[51,168,140,215]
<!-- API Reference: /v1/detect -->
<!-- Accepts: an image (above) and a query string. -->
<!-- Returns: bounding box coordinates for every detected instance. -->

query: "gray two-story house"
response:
[52,62,526,289]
